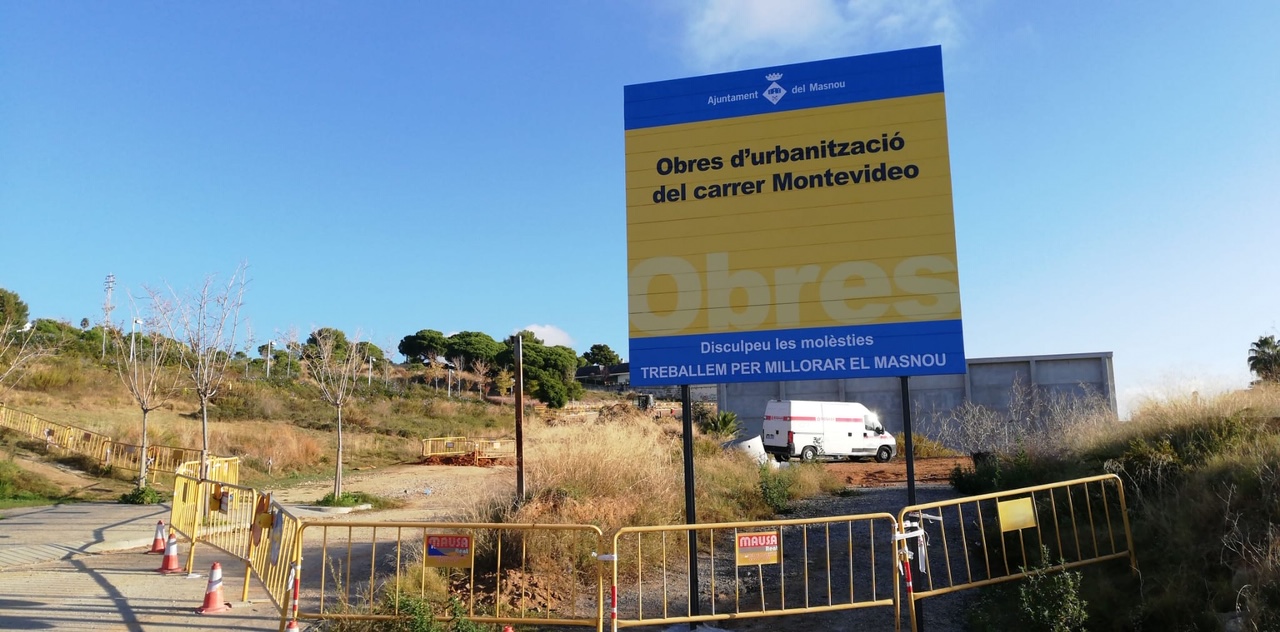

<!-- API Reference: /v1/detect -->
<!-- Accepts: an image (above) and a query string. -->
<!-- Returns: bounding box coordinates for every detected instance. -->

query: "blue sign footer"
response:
[629,320,964,386]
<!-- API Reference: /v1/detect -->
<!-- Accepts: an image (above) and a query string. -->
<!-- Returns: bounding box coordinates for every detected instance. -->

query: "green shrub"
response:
[895,433,960,458]
[698,411,741,437]
[1018,546,1088,631]
[1104,437,1184,499]
[118,486,164,505]
[535,378,568,409]
[950,449,1047,495]
[758,465,792,514]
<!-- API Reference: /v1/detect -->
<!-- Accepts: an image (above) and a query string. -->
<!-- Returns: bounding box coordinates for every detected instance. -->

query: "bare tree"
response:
[241,323,256,378]
[303,327,366,498]
[160,264,249,471]
[450,356,469,396]
[0,318,60,401]
[383,336,397,388]
[111,293,181,488]
[281,325,300,378]
[470,358,492,396]
[424,358,445,392]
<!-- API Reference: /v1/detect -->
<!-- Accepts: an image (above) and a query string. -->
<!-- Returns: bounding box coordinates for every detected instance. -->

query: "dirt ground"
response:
[267,460,515,522]
[823,456,972,487]
[265,455,971,522]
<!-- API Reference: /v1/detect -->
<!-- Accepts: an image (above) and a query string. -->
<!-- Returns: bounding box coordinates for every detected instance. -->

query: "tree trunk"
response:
[200,394,210,478]
[334,405,344,498]
[139,408,150,488]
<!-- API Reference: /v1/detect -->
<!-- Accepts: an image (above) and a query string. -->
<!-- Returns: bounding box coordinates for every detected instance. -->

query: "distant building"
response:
[576,352,1116,436]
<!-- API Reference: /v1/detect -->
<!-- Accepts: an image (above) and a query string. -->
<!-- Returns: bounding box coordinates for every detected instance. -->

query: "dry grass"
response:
[462,408,840,534]
[961,384,1280,629]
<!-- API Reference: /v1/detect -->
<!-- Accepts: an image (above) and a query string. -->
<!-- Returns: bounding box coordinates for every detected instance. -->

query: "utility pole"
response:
[514,335,525,502]
[101,274,115,360]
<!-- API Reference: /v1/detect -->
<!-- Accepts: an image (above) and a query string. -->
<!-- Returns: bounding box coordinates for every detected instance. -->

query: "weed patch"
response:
[118,485,166,505]
[316,490,404,510]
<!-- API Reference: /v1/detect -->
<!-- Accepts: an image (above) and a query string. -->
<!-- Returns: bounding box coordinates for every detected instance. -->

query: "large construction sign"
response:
[625,46,964,385]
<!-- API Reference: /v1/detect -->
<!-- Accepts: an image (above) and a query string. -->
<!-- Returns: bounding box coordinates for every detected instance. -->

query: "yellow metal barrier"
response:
[103,441,200,475]
[295,521,605,630]
[169,475,304,629]
[611,514,899,629]
[420,436,516,460]
[421,436,469,457]
[175,456,241,484]
[471,439,515,460]
[896,473,1136,632]
[0,404,240,483]
[205,456,241,484]
[0,404,113,461]
[248,497,304,628]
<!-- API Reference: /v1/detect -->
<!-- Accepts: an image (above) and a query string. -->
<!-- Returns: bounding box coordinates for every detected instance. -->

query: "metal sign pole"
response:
[900,375,923,631]
[681,384,700,627]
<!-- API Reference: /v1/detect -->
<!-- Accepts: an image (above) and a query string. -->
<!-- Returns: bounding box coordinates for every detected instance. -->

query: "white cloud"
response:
[517,324,576,348]
[676,0,962,72]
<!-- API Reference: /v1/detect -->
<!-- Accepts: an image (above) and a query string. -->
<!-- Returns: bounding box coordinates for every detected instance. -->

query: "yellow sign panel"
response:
[627,96,957,338]
[998,497,1038,532]
[735,530,780,566]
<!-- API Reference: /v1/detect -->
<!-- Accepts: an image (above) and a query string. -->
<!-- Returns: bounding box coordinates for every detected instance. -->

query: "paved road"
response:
[0,502,282,631]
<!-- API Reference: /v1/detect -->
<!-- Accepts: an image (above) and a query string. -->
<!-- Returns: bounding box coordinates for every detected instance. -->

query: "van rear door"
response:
[761,401,790,455]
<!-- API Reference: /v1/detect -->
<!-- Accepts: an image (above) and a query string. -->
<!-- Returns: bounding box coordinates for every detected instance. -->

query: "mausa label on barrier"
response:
[424,534,473,567]
[735,530,780,566]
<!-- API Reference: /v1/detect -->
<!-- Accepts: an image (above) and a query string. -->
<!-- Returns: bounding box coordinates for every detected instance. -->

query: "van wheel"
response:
[875,446,893,463]
[800,446,818,462]
[774,453,788,463]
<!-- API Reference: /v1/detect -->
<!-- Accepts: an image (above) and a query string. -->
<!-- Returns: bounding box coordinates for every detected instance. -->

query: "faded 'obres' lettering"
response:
[628,253,960,335]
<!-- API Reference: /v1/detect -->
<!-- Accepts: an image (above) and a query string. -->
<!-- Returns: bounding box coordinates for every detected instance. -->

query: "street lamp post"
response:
[129,318,142,362]
[267,340,274,378]
[367,356,373,386]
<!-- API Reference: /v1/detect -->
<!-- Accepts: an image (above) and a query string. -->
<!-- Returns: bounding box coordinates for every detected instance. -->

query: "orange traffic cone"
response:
[147,520,166,554]
[195,562,233,614]
[284,620,300,631]
[156,532,184,574]
[502,627,514,632]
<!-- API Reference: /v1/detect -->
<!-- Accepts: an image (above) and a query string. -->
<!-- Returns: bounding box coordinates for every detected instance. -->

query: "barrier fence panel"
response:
[103,441,200,475]
[174,457,241,484]
[205,456,241,485]
[471,439,515,460]
[192,480,261,562]
[168,476,304,627]
[295,521,604,630]
[246,497,305,626]
[896,473,1136,631]
[170,473,203,541]
[611,514,900,629]
[0,404,113,461]
[422,436,469,458]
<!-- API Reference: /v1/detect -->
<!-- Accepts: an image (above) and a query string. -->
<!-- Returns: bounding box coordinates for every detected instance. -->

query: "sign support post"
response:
[681,383,700,627]
[900,375,923,630]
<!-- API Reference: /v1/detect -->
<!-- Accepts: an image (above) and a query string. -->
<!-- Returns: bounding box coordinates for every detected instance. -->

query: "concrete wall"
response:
[718,352,1116,439]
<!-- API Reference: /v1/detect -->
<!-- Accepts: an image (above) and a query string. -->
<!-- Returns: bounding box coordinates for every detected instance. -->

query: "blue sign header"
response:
[625,46,943,130]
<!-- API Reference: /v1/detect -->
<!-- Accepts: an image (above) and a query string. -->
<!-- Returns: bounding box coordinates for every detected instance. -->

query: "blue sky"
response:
[2,1,1277,414]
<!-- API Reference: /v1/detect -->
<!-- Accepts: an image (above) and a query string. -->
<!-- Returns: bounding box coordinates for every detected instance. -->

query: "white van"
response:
[760,400,896,463]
